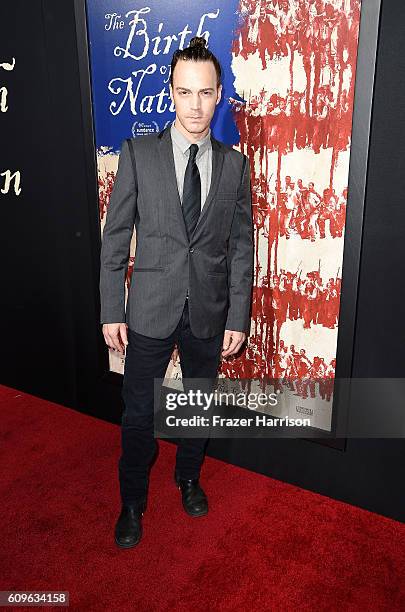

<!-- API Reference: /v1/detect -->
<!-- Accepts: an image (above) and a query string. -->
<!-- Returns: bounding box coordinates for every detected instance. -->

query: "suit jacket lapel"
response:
[157,126,189,243]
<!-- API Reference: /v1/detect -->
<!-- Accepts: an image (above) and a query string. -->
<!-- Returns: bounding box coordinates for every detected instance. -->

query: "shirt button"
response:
[189,248,194,253]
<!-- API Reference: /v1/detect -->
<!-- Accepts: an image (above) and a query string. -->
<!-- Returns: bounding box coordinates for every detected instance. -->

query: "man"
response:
[100,37,254,548]
[307,182,322,241]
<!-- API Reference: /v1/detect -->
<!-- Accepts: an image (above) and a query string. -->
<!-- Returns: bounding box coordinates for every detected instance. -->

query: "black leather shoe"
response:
[114,503,144,548]
[174,474,208,517]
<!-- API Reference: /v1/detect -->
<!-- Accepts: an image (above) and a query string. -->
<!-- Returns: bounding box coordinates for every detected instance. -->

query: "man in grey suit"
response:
[100,37,253,548]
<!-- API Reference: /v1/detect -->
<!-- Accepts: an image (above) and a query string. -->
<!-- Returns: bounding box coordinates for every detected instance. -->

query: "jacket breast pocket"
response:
[216,192,236,201]
[132,267,164,272]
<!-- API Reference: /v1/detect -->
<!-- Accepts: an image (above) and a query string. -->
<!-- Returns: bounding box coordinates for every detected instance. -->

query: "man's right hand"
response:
[102,323,128,355]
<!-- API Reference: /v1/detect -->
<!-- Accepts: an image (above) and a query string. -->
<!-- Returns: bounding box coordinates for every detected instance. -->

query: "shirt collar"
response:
[170,120,211,157]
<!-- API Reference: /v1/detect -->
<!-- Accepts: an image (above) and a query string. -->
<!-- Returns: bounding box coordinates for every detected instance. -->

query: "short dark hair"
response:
[170,36,222,88]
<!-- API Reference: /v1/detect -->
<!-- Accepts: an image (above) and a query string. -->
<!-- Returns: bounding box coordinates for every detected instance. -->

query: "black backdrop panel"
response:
[1,0,106,411]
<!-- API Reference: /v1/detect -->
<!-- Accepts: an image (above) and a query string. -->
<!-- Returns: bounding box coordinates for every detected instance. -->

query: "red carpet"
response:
[1,384,404,611]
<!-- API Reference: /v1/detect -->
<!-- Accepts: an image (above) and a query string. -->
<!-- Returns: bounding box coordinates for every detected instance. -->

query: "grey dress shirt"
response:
[170,121,212,299]
[170,120,212,210]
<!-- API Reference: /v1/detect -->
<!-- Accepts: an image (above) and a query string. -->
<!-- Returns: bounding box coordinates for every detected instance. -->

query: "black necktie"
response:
[182,143,201,240]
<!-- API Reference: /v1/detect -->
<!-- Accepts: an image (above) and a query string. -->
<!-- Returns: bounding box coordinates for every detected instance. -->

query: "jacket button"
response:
[189,248,194,253]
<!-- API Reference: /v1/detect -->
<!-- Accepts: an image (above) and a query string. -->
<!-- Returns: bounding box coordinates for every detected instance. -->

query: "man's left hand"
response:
[222,330,246,358]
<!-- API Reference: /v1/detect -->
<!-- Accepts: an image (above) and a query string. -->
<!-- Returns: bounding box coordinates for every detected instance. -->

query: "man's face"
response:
[170,59,222,138]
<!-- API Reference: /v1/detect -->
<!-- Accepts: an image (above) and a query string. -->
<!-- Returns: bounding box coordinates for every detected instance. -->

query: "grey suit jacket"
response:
[100,125,254,339]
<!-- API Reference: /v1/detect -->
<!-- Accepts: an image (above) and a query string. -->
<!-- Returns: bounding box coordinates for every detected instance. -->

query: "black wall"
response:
[1,0,404,522]
[1,0,104,411]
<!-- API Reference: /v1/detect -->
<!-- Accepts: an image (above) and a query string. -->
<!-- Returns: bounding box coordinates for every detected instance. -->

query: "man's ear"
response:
[216,84,223,105]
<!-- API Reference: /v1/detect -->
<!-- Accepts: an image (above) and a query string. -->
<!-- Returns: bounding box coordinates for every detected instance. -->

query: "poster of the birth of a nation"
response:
[86,0,362,432]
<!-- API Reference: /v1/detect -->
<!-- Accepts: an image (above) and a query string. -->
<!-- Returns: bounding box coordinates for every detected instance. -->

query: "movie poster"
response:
[86,0,362,431]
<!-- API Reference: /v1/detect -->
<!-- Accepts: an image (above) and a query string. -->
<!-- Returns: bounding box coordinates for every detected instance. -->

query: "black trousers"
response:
[119,297,224,506]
